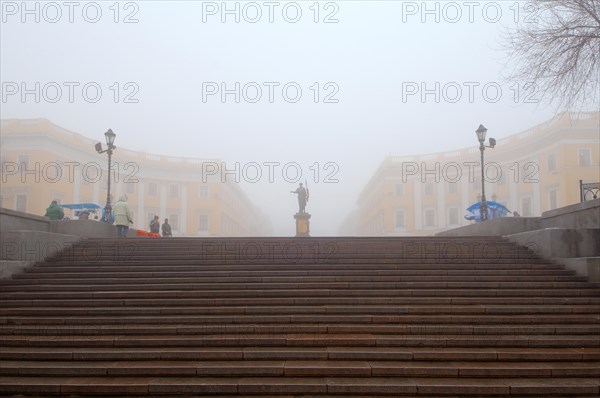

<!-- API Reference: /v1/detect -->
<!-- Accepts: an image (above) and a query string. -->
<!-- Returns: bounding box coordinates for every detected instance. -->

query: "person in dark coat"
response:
[44,201,64,220]
[150,215,160,234]
[162,218,172,237]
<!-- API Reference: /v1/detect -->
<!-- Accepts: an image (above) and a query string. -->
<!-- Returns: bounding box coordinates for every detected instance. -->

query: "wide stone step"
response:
[1,323,598,337]
[2,296,598,307]
[37,256,550,267]
[1,360,599,378]
[10,277,595,286]
[12,273,590,284]
[2,346,598,362]
[2,282,598,294]
[23,266,573,276]
[4,314,598,326]
[2,288,598,300]
[1,333,599,348]
[1,375,599,396]
[1,304,598,318]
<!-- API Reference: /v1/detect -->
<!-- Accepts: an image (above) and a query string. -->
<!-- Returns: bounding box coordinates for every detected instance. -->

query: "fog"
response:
[0,1,568,235]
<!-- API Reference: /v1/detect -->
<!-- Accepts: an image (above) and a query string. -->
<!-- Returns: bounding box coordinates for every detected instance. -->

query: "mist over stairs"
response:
[0,235,599,396]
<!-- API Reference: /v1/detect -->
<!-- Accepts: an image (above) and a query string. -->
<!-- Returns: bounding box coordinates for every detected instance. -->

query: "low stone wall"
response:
[437,199,600,237]
[0,231,81,262]
[506,228,600,260]
[1,207,119,238]
[437,199,600,282]
[540,198,600,229]
[50,219,119,238]
[0,207,124,278]
[0,230,82,279]
[436,217,541,237]
[0,208,50,233]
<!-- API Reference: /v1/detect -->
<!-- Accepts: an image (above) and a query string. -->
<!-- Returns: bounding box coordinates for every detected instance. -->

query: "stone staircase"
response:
[0,236,599,396]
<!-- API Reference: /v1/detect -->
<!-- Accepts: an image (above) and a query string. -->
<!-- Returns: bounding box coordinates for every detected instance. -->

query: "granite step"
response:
[1,359,598,378]
[0,376,599,396]
[2,346,598,362]
[1,236,598,397]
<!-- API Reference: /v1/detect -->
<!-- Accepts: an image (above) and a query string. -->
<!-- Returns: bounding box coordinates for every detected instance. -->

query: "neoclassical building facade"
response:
[0,119,271,236]
[346,112,599,236]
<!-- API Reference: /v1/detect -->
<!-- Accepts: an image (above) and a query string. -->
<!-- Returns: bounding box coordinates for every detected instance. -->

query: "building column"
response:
[180,184,187,236]
[413,179,422,231]
[460,172,470,226]
[160,183,167,220]
[72,168,80,203]
[532,157,541,215]
[137,181,145,231]
[437,180,446,229]
[92,176,100,204]
[509,173,518,214]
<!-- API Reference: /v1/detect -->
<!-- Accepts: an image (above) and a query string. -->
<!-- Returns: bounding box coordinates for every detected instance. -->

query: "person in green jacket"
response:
[44,201,64,220]
[112,195,133,238]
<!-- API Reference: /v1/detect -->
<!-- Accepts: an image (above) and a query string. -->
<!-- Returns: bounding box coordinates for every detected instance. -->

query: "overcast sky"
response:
[1,1,580,235]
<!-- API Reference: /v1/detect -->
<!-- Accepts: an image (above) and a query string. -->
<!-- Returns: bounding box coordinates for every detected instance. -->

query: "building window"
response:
[424,209,436,227]
[547,154,556,172]
[395,209,405,230]
[199,186,209,200]
[448,207,459,225]
[17,155,29,169]
[51,194,64,204]
[15,193,27,213]
[169,184,179,198]
[395,183,404,196]
[424,182,434,195]
[578,149,591,167]
[125,183,135,194]
[147,182,158,196]
[169,214,179,230]
[521,197,532,216]
[548,189,558,210]
[448,182,458,194]
[147,212,156,227]
[497,169,506,186]
[198,214,209,233]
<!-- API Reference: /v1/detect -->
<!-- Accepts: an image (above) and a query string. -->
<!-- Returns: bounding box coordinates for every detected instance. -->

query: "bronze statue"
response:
[290,183,308,214]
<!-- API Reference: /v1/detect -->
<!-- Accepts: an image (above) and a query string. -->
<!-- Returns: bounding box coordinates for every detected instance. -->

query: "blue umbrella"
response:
[465,201,511,221]
[466,201,510,213]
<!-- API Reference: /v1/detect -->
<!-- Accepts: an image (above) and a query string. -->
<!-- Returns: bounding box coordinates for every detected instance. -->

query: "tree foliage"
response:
[502,0,600,110]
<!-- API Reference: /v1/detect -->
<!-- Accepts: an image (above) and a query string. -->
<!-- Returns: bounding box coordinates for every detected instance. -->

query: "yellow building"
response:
[350,112,600,236]
[0,119,271,236]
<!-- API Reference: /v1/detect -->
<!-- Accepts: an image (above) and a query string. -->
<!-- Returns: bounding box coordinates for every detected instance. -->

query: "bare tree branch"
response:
[501,0,600,110]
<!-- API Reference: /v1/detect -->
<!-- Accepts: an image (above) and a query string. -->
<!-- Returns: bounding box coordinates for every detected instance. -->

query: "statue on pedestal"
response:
[290,183,310,237]
[290,182,308,214]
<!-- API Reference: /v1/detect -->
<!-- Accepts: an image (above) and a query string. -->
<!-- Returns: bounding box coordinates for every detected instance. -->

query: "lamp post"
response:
[95,129,116,223]
[475,124,496,222]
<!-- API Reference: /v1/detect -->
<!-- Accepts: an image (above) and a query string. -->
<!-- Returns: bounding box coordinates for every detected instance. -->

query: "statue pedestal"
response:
[294,213,311,237]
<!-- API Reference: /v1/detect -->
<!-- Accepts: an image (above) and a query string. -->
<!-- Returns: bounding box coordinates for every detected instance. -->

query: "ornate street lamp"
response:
[475,124,496,221]
[95,129,117,222]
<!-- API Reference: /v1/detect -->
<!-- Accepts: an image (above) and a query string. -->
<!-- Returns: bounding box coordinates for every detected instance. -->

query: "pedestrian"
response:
[150,215,160,234]
[113,195,133,238]
[162,218,172,237]
[44,200,64,220]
